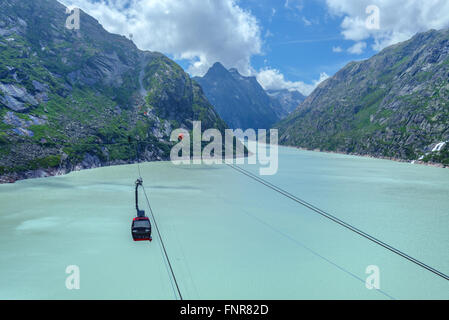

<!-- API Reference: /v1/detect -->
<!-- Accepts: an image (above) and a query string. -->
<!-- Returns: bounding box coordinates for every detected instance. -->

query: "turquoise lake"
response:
[0,146,448,299]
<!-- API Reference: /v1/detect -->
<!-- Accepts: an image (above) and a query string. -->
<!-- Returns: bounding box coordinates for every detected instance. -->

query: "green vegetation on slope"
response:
[276,29,449,165]
[0,0,227,181]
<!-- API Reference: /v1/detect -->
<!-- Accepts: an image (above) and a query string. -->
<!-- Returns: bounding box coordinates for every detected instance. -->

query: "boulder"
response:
[0,83,39,111]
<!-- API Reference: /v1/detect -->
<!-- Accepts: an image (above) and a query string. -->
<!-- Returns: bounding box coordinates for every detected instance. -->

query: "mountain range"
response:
[1,0,448,184]
[194,62,305,129]
[276,29,449,166]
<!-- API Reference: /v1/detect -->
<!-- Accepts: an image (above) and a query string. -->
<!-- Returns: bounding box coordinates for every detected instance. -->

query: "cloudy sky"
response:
[59,0,449,95]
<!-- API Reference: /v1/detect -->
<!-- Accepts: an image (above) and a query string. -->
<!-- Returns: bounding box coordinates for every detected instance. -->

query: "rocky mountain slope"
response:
[0,0,227,182]
[266,89,305,119]
[276,29,449,166]
[194,62,281,129]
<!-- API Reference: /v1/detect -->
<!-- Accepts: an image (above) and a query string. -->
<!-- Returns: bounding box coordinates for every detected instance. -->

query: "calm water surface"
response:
[0,146,448,299]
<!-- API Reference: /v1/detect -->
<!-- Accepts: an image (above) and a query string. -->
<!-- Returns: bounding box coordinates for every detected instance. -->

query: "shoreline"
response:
[0,159,141,185]
[1,145,447,184]
[281,144,448,169]
[0,152,249,185]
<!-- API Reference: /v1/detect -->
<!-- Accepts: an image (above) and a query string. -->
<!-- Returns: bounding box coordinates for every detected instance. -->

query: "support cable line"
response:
[239,208,396,300]
[226,163,449,282]
[141,184,183,300]
[134,141,143,181]
[132,139,183,300]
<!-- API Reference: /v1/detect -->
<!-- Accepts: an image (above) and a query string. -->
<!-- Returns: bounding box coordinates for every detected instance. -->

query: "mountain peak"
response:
[211,61,226,69]
[204,62,229,78]
[195,63,279,129]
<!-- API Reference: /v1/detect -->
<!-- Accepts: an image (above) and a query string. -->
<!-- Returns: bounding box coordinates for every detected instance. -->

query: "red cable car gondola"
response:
[132,216,152,241]
[131,178,152,242]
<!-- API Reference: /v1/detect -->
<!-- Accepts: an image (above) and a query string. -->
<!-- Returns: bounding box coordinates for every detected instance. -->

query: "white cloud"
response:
[284,0,304,11]
[332,46,343,53]
[59,0,262,76]
[265,29,274,38]
[256,68,329,96]
[59,0,331,96]
[302,17,312,26]
[347,41,366,54]
[326,0,449,51]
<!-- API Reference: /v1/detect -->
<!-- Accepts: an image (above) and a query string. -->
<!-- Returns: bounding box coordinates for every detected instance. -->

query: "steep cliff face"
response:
[276,29,449,165]
[194,62,280,129]
[0,0,226,182]
[143,57,226,130]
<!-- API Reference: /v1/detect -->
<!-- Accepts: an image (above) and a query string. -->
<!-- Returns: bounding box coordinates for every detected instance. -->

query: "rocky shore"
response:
[284,145,448,169]
[0,153,166,184]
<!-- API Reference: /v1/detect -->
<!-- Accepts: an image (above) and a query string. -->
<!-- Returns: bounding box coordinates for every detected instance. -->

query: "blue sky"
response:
[172,0,377,87]
[239,0,376,83]
[61,0,449,95]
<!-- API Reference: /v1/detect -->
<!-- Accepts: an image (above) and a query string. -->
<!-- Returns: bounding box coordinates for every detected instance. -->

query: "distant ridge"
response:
[266,89,306,118]
[194,62,301,129]
[276,29,449,166]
